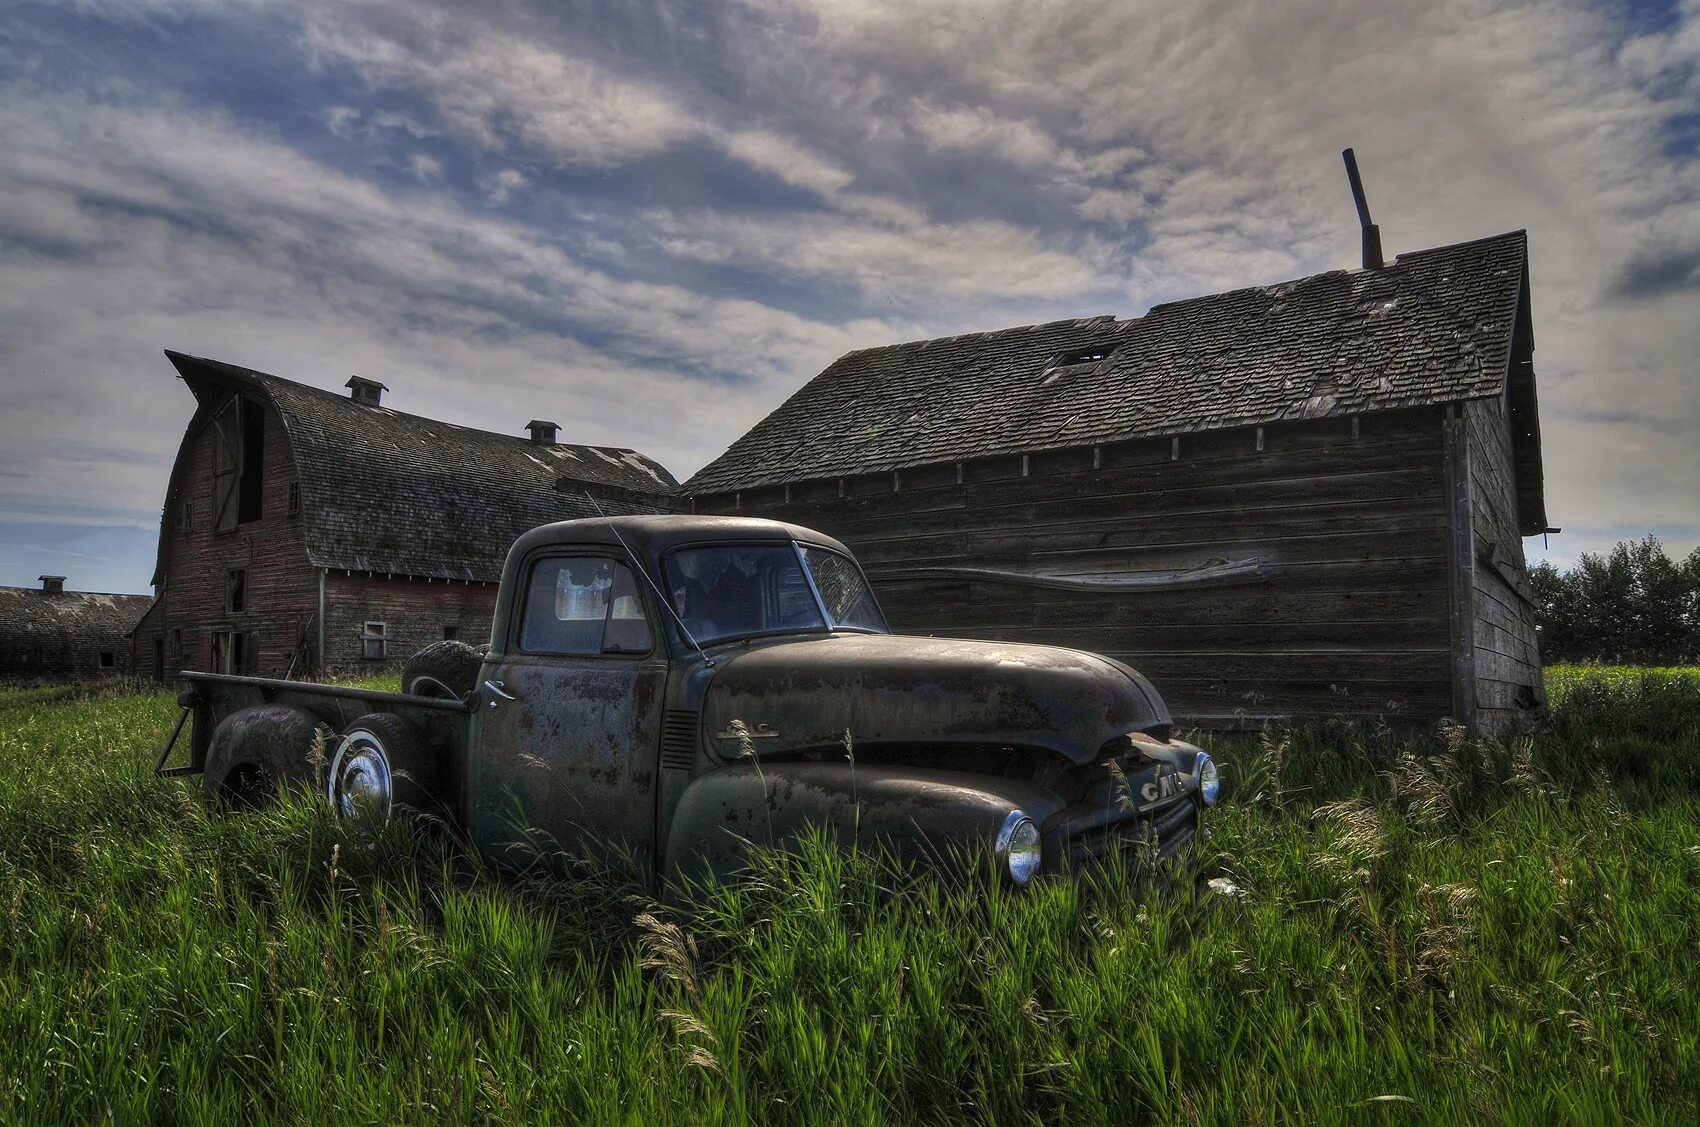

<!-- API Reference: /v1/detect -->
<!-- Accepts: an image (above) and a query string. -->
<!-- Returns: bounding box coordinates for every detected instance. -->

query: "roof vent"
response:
[345,375,388,406]
[38,575,65,594]
[1341,148,1385,270]
[527,420,560,445]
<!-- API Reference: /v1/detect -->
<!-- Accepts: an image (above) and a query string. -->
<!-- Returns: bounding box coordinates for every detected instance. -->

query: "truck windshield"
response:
[664,542,888,645]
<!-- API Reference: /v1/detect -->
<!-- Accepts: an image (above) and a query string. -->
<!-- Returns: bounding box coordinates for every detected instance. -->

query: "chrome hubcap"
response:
[328,735,392,820]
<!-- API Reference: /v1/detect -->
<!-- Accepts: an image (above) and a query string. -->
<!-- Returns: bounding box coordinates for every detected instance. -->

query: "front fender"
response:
[662,762,1067,886]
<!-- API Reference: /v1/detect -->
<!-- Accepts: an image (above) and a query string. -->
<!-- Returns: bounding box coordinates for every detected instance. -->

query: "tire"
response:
[400,640,483,700]
[202,704,325,809]
[326,712,442,822]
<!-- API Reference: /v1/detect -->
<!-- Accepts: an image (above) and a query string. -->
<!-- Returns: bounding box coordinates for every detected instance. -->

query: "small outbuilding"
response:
[132,352,676,680]
[1,575,152,682]
[689,231,1551,731]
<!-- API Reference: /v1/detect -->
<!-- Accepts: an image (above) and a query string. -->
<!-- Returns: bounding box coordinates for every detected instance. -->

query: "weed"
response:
[0,669,1697,1122]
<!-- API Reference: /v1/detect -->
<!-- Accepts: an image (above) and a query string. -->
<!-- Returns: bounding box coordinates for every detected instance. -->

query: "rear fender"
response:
[662,762,1066,885]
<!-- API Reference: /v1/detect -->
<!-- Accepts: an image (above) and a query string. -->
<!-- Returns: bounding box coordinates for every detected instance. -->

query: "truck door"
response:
[467,552,666,868]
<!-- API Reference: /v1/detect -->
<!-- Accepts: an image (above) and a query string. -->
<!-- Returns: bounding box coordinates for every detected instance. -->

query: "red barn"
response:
[132,352,676,680]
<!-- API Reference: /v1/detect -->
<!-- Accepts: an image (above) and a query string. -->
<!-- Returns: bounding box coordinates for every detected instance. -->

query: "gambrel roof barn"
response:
[691,231,1551,731]
[0,576,152,682]
[133,353,676,681]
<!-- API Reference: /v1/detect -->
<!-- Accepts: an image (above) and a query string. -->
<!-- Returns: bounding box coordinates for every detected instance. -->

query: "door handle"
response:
[484,679,517,708]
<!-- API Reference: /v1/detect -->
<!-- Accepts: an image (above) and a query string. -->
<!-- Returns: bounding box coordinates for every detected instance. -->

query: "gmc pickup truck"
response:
[158,515,1220,886]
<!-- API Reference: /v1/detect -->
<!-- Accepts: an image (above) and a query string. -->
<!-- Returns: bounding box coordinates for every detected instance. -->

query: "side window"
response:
[521,557,653,656]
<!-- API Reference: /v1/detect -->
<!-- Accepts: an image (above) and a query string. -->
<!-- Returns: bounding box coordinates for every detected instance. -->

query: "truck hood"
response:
[700,632,1171,766]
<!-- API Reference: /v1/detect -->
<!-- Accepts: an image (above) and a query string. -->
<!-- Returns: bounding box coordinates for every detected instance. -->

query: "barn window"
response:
[361,622,387,660]
[286,481,300,517]
[442,625,459,641]
[171,628,183,658]
[179,503,192,535]
[210,629,232,674]
[99,651,115,669]
[227,569,247,613]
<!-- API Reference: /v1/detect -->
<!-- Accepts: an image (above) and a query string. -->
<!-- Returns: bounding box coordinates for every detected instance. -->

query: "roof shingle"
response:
[164,353,678,582]
[688,231,1529,493]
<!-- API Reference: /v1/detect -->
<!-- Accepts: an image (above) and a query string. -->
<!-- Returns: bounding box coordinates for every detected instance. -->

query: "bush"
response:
[1531,536,1700,664]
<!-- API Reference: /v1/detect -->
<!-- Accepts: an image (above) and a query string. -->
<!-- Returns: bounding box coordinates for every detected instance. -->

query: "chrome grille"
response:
[1065,797,1199,865]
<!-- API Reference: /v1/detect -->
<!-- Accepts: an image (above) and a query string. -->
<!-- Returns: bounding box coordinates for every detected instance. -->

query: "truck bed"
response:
[159,671,473,780]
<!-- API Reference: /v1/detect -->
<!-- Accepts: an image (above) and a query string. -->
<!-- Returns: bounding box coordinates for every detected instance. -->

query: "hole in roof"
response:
[1041,346,1115,384]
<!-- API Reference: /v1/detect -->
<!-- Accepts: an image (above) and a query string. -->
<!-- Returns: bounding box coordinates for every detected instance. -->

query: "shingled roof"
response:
[0,584,152,678]
[688,230,1537,495]
[159,353,678,583]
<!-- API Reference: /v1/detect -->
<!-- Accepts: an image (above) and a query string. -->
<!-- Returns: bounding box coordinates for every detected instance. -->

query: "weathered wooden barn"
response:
[689,230,1552,731]
[1,576,152,682]
[131,352,676,681]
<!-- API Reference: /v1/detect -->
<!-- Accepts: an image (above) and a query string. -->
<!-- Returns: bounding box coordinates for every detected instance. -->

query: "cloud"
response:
[0,82,905,569]
[477,167,530,205]
[406,152,443,182]
[2,0,1699,592]
[301,5,702,168]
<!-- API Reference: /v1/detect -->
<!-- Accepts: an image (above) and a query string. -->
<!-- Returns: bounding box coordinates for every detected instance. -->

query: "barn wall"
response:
[322,573,497,675]
[697,407,1455,727]
[133,393,318,680]
[1463,394,1546,728]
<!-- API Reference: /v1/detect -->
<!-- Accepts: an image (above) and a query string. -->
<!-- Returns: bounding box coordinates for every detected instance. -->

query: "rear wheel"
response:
[202,704,324,808]
[400,640,484,700]
[327,712,442,821]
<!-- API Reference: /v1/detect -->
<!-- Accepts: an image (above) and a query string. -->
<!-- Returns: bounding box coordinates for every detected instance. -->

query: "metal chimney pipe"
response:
[1341,148,1384,269]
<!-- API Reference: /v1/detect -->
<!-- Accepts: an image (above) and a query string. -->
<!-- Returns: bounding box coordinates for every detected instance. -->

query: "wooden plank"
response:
[883,587,1447,630]
[847,498,1446,554]
[1442,410,1477,730]
[961,620,1451,650]
[745,430,1445,525]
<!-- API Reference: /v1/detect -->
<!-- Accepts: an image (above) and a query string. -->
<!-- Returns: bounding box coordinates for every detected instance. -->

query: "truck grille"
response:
[660,710,698,771]
[1063,797,1199,867]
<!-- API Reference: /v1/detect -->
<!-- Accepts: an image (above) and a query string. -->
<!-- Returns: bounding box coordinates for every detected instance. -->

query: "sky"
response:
[1,0,1697,595]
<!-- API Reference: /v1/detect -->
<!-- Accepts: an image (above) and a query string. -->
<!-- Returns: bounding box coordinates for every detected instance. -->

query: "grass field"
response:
[2,667,1698,1124]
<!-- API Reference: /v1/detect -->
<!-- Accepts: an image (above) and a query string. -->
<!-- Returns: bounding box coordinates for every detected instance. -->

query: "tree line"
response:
[1529,536,1700,665]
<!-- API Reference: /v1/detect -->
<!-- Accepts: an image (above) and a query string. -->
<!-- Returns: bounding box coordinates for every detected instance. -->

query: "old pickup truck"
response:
[158,516,1219,885]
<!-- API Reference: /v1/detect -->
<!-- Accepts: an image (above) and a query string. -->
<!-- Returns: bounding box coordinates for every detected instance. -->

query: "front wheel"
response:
[327,712,442,821]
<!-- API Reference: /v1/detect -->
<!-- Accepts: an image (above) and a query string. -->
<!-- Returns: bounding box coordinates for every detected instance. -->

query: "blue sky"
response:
[2,0,1698,595]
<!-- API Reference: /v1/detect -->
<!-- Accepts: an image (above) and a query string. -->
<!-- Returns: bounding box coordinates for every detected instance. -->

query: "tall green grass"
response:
[2,671,1698,1123]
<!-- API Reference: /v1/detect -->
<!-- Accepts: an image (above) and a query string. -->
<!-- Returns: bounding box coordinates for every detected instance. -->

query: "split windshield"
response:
[663,542,888,646]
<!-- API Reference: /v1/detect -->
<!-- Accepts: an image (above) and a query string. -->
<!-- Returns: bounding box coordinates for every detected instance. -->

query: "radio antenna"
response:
[581,491,714,667]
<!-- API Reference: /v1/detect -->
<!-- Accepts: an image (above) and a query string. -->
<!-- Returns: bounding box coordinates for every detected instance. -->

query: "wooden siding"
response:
[1463,394,1546,728]
[321,573,497,675]
[133,392,319,680]
[699,408,1455,727]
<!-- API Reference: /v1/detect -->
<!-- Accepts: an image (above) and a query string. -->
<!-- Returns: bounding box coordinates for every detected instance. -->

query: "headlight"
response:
[1196,752,1221,806]
[996,810,1043,886]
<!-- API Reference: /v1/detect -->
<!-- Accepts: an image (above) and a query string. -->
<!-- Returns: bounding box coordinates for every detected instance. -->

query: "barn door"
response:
[211,399,242,532]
